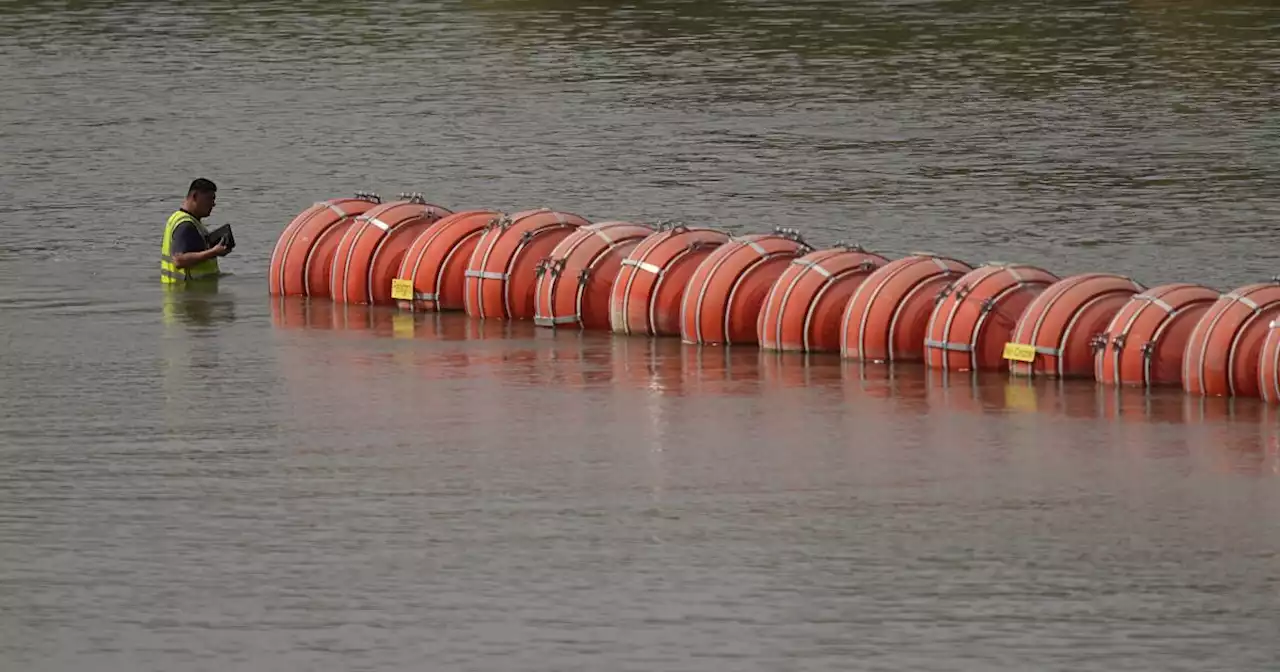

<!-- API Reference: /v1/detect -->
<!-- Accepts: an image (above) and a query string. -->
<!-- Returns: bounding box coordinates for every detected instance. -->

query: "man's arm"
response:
[169,221,225,268]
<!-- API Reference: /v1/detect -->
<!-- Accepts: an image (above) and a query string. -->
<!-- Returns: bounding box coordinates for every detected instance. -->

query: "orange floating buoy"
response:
[1260,322,1280,404]
[329,193,451,305]
[679,228,814,346]
[1182,281,1280,398]
[1094,283,1219,387]
[463,208,590,320]
[269,191,383,298]
[609,223,730,337]
[393,209,500,312]
[533,221,655,330]
[840,253,973,363]
[924,262,1060,372]
[757,244,889,352]
[1005,272,1145,378]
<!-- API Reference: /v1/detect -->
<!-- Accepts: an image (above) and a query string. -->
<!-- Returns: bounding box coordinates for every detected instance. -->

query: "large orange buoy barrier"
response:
[268,188,1280,412]
[840,253,973,363]
[463,208,590,320]
[393,209,500,312]
[609,223,729,337]
[680,228,813,346]
[757,244,889,353]
[1182,281,1280,398]
[532,221,655,330]
[329,194,451,305]
[1094,283,1220,387]
[269,192,383,298]
[924,263,1060,372]
[1005,273,1144,379]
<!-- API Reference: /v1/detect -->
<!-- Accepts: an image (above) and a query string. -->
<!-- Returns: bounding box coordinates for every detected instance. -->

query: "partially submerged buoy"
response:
[924,262,1059,372]
[1182,281,1280,398]
[269,192,382,298]
[680,228,813,346]
[394,209,500,312]
[1094,283,1219,387]
[609,223,729,337]
[463,208,590,320]
[757,244,889,353]
[1006,273,1144,378]
[1258,321,1280,404]
[533,221,655,330]
[840,253,973,363]
[329,193,451,305]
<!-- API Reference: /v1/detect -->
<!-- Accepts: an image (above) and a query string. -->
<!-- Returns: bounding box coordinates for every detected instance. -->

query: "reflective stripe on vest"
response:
[160,210,220,283]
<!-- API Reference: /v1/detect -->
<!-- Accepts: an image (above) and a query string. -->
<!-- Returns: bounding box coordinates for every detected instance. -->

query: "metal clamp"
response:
[535,258,565,277]
[1112,333,1127,350]
[935,283,954,303]
[578,268,592,285]
[979,297,996,314]
[1089,333,1109,351]
[397,192,428,204]
[353,190,382,203]
[833,240,866,253]
[1139,341,1155,359]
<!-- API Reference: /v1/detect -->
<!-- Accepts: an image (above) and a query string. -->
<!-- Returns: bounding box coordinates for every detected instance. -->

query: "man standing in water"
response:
[160,178,230,284]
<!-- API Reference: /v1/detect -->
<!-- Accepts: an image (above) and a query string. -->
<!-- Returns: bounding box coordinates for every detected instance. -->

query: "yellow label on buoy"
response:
[390,278,414,301]
[1002,342,1037,363]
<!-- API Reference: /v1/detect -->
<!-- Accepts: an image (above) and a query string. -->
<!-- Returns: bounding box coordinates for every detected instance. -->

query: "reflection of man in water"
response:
[160,178,229,283]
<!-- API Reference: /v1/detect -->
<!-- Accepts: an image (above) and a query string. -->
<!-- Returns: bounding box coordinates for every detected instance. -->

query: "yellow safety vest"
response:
[160,209,220,283]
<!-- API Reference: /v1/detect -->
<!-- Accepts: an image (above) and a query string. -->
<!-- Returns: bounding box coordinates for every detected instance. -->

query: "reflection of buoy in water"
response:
[270,295,336,330]
[269,192,382,298]
[1182,281,1280,398]
[840,253,973,363]
[395,210,500,312]
[533,221,655,330]
[757,244,889,353]
[680,228,813,346]
[609,224,729,337]
[463,208,590,320]
[1007,273,1144,379]
[1095,283,1219,387]
[925,263,1059,372]
[329,194,451,305]
[1094,385,1188,424]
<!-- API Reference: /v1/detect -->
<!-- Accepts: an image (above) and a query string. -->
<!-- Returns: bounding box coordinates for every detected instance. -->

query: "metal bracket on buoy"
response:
[519,230,535,244]
[776,226,815,253]
[1112,333,1127,350]
[578,268,592,285]
[833,240,866,253]
[979,297,996,314]
[354,190,382,203]
[398,192,428,204]
[935,283,954,303]
[1139,341,1155,359]
[1089,333,1108,351]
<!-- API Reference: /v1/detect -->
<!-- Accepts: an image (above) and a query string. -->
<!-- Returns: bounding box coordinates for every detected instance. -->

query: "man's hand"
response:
[172,243,227,268]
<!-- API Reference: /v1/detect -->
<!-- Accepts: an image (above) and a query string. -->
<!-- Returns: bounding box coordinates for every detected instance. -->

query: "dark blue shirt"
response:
[170,213,208,256]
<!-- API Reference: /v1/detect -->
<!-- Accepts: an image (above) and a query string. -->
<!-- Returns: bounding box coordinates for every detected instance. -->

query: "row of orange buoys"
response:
[269,191,1280,405]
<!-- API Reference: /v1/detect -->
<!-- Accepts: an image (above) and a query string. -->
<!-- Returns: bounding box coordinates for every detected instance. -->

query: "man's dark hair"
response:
[188,178,217,196]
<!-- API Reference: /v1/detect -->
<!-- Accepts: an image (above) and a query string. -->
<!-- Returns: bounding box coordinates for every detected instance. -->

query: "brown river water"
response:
[2,1,1279,670]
